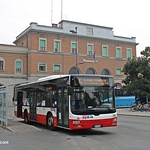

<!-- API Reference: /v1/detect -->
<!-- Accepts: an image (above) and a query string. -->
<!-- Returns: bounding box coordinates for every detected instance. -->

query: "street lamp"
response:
[70,27,78,74]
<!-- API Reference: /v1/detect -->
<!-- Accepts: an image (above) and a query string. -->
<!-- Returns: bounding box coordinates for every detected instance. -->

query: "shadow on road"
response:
[27,121,114,136]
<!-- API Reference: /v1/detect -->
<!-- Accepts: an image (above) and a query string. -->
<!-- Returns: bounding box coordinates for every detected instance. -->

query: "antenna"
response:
[61,0,63,21]
[51,0,53,25]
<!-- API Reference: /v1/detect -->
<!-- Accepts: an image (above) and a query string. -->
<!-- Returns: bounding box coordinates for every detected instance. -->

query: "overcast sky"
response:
[0,0,150,56]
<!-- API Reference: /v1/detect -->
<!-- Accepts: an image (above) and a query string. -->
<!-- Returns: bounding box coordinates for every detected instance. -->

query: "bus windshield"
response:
[70,76,115,115]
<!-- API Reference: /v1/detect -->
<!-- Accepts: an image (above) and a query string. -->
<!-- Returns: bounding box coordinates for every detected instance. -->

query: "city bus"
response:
[14,74,117,130]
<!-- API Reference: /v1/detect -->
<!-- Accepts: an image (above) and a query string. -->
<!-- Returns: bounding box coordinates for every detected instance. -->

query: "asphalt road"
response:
[1,115,150,150]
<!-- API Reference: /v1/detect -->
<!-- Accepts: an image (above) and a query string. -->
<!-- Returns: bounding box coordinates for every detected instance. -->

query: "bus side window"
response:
[49,91,53,106]
[37,93,42,106]
[51,91,57,106]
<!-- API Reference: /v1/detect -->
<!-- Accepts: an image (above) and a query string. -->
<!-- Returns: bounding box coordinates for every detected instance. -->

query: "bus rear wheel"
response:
[47,113,55,131]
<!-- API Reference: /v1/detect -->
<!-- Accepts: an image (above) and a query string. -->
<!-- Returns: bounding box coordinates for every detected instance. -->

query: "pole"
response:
[61,0,63,20]
[75,27,78,73]
[70,27,78,74]
[51,0,53,25]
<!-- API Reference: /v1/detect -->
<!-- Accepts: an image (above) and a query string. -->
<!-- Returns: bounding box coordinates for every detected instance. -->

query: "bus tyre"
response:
[24,111,28,123]
[47,113,55,131]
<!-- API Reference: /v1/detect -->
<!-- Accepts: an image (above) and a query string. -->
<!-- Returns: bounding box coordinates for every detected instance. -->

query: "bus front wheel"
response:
[47,113,55,131]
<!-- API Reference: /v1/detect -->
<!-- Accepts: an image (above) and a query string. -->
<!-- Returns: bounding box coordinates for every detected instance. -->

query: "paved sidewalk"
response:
[117,108,150,117]
[2,106,41,133]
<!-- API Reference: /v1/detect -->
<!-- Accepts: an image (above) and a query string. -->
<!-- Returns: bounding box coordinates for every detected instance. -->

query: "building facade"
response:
[0,20,137,105]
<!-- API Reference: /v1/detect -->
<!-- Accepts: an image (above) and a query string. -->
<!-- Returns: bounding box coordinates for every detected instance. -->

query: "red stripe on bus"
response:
[69,118,117,130]
[36,114,47,124]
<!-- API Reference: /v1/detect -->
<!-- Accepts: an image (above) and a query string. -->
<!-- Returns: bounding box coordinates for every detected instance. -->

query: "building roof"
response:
[13,20,137,44]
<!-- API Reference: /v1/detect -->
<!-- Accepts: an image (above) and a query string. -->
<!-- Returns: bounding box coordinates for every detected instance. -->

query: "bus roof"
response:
[16,75,69,88]
[38,74,114,82]
[71,74,114,78]
[16,74,114,88]
[38,75,69,82]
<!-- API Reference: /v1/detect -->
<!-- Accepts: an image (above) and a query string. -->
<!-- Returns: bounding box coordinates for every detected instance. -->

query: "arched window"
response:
[0,57,5,71]
[69,67,80,74]
[85,67,96,74]
[15,58,23,74]
[101,69,111,75]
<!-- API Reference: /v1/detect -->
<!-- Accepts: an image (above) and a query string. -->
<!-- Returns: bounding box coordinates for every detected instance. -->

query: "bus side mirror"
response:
[68,86,73,95]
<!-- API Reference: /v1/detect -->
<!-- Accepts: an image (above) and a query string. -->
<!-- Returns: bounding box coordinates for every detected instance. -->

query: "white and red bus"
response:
[14,74,117,130]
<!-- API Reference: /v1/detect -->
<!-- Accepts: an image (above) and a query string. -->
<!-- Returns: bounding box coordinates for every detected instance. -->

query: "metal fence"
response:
[0,81,28,127]
[0,86,8,126]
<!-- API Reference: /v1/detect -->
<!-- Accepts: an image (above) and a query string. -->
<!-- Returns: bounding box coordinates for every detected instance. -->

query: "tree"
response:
[122,47,150,99]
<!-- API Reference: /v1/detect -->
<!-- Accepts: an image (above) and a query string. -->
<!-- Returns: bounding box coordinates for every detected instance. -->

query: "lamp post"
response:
[70,27,78,74]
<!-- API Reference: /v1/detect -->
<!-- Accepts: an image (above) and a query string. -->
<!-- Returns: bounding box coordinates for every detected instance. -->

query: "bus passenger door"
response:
[30,91,36,121]
[57,87,69,128]
[17,92,23,117]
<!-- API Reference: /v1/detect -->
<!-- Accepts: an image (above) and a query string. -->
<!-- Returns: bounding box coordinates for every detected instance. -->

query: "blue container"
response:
[115,96,135,107]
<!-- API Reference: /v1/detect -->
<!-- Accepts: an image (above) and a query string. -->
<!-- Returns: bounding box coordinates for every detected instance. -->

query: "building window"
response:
[87,44,93,56]
[101,69,110,75]
[116,47,122,58]
[38,63,47,72]
[0,57,4,71]
[71,42,77,54]
[15,59,22,73]
[85,68,96,74]
[0,61,3,71]
[102,45,108,57]
[127,48,132,58]
[39,38,47,51]
[54,40,61,52]
[116,68,122,76]
[69,67,80,74]
[53,64,61,72]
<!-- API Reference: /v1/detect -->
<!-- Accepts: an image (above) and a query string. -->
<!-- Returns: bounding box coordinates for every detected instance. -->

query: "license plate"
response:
[94,125,102,128]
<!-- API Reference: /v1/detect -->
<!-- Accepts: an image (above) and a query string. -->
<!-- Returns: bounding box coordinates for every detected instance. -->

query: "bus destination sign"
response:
[78,78,109,86]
